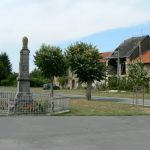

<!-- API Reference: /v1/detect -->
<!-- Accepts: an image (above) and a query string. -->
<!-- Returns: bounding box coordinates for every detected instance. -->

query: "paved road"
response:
[93,96,150,106]
[0,116,150,150]
[60,94,150,106]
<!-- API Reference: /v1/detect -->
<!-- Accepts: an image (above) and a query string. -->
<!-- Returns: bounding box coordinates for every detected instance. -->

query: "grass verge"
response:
[1,87,150,100]
[54,99,150,116]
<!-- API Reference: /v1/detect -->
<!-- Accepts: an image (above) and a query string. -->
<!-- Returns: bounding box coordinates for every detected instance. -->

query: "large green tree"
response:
[34,44,67,96]
[128,61,150,106]
[0,52,12,81]
[128,61,149,88]
[66,42,104,100]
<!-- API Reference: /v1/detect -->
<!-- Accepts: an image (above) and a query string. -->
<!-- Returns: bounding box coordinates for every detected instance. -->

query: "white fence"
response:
[0,92,69,115]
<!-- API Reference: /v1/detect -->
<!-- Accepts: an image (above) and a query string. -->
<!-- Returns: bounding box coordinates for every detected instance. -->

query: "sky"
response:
[0,0,150,72]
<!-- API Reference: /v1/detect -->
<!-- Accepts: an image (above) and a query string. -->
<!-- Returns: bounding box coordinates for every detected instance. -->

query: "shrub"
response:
[0,80,12,86]
[108,77,132,91]
[30,78,49,87]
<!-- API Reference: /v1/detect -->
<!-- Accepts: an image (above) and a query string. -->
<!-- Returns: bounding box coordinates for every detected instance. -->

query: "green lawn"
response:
[1,86,150,99]
[1,86,150,116]
[56,99,150,116]
[56,89,150,100]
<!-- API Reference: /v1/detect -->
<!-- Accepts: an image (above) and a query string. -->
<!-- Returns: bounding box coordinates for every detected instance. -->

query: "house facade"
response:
[107,35,150,79]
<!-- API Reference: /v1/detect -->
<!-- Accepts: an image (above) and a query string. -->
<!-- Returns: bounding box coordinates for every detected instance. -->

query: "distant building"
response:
[108,35,150,78]
[67,69,79,89]
[99,52,112,87]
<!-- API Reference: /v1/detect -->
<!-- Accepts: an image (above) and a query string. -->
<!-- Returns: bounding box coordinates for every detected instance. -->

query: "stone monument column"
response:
[16,36,31,101]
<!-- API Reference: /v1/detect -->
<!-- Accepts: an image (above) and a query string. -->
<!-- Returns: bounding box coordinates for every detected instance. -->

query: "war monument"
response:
[15,36,32,102]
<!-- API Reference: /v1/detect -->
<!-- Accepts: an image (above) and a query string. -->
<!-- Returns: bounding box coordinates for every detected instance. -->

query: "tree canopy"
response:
[34,44,67,79]
[34,44,67,96]
[66,42,104,82]
[66,42,104,100]
[128,60,149,88]
[0,52,12,81]
[128,60,150,107]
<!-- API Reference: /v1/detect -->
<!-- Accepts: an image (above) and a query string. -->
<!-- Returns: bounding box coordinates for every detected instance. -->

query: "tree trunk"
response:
[132,87,135,105]
[50,76,54,98]
[135,86,138,108]
[86,80,92,100]
[142,86,144,108]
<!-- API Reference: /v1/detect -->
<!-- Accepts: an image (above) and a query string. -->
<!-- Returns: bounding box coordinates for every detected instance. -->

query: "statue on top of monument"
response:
[22,36,28,49]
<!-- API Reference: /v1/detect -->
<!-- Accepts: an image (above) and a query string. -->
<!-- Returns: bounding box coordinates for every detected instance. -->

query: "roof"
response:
[100,52,112,63]
[109,35,149,59]
[134,50,150,64]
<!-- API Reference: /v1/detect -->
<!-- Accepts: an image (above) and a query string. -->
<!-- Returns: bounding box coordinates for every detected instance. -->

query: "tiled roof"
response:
[100,52,112,63]
[134,50,150,64]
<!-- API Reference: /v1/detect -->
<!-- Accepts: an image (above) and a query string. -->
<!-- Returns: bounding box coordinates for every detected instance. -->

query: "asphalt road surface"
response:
[61,94,150,106]
[0,116,150,150]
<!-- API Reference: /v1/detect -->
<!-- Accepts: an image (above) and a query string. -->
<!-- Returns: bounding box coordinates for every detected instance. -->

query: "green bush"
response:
[30,78,49,87]
[30,78,43,87]
[0,72,18,86]
[0,80,11,86]
[108,77,132,91]
[108,76,117,90]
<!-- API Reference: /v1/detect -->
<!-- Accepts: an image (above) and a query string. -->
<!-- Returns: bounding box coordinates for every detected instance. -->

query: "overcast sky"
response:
[0,0,150,72]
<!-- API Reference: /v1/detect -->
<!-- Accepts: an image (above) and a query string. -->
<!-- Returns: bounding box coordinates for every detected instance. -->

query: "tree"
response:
[30,68,49,87]
[0,52,12,81]
[0,61,6,81]
[0,72,18,86]
[30,68,43,78]
[34,44,67,96]
[66,42,104,100]
[128,60,150,107]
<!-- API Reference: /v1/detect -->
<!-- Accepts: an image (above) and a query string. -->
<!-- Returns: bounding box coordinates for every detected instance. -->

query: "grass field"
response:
[31,88,150,100]
[55,99,150,116]
[0,86,150,99]
[1,86,150,116]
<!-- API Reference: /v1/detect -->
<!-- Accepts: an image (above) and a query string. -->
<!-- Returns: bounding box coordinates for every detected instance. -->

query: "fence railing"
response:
[0,92,69,115]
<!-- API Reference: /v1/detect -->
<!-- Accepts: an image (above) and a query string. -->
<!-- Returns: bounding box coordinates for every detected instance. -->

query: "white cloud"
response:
[0,0,150,44]
[0,0,150,71]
